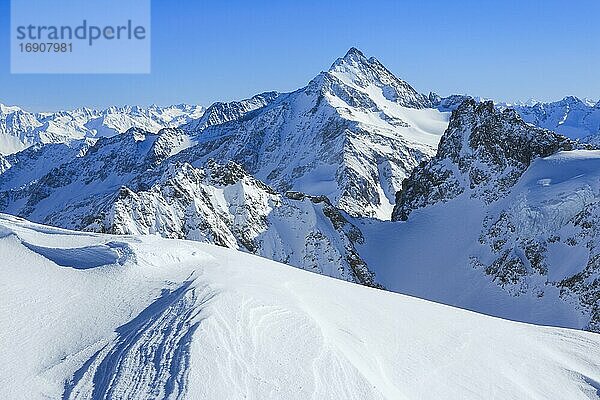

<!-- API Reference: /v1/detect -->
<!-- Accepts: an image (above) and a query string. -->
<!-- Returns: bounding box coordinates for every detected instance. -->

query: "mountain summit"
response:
[180,48,449,218]
[328,48,432,109]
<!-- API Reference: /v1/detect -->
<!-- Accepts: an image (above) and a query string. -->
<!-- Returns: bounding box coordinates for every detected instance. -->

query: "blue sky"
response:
[1,0,599,111]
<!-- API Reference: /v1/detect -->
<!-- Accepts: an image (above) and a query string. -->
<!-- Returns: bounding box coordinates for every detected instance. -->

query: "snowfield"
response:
[1,214,600,399]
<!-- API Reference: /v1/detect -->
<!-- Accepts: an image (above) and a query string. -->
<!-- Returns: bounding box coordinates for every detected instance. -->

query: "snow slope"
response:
[1,214,600,400]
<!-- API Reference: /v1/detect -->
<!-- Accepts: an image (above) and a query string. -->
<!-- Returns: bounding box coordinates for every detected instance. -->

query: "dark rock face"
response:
[392,99,575,221]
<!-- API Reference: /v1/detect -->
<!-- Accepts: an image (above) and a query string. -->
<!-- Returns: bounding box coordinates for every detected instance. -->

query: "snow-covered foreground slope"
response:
[1,215,600,400]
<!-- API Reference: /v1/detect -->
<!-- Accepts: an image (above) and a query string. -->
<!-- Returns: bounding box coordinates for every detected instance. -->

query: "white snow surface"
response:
[1,214,600,400]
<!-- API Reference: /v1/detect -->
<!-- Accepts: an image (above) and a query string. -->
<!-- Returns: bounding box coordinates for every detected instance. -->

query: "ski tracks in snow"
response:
[63,278,216,400]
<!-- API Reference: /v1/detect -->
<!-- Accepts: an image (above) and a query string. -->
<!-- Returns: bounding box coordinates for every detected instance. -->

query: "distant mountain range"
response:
[0,103,205,155]
[510,96,600,141]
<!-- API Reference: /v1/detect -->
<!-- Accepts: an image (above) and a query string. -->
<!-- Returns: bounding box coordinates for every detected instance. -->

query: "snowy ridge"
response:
[328,47,432,109]
[181,91,278,132]
[1,214,600,399]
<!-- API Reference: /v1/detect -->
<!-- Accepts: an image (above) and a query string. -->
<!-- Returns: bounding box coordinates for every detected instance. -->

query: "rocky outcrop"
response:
[393,99,575,221]
[85,160,380,287]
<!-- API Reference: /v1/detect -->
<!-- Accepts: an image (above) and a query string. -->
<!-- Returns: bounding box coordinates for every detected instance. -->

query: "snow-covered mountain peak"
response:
[172,49,450,219]
[0,103,23,116]
[344,46,365,58]
[562,95,584,104]
[330,47,370,70]
[124,126,150,141]
[327,48,431,109]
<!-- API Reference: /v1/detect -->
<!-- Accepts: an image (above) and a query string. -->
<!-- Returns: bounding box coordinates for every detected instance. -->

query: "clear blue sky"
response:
[1,0,598,111]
